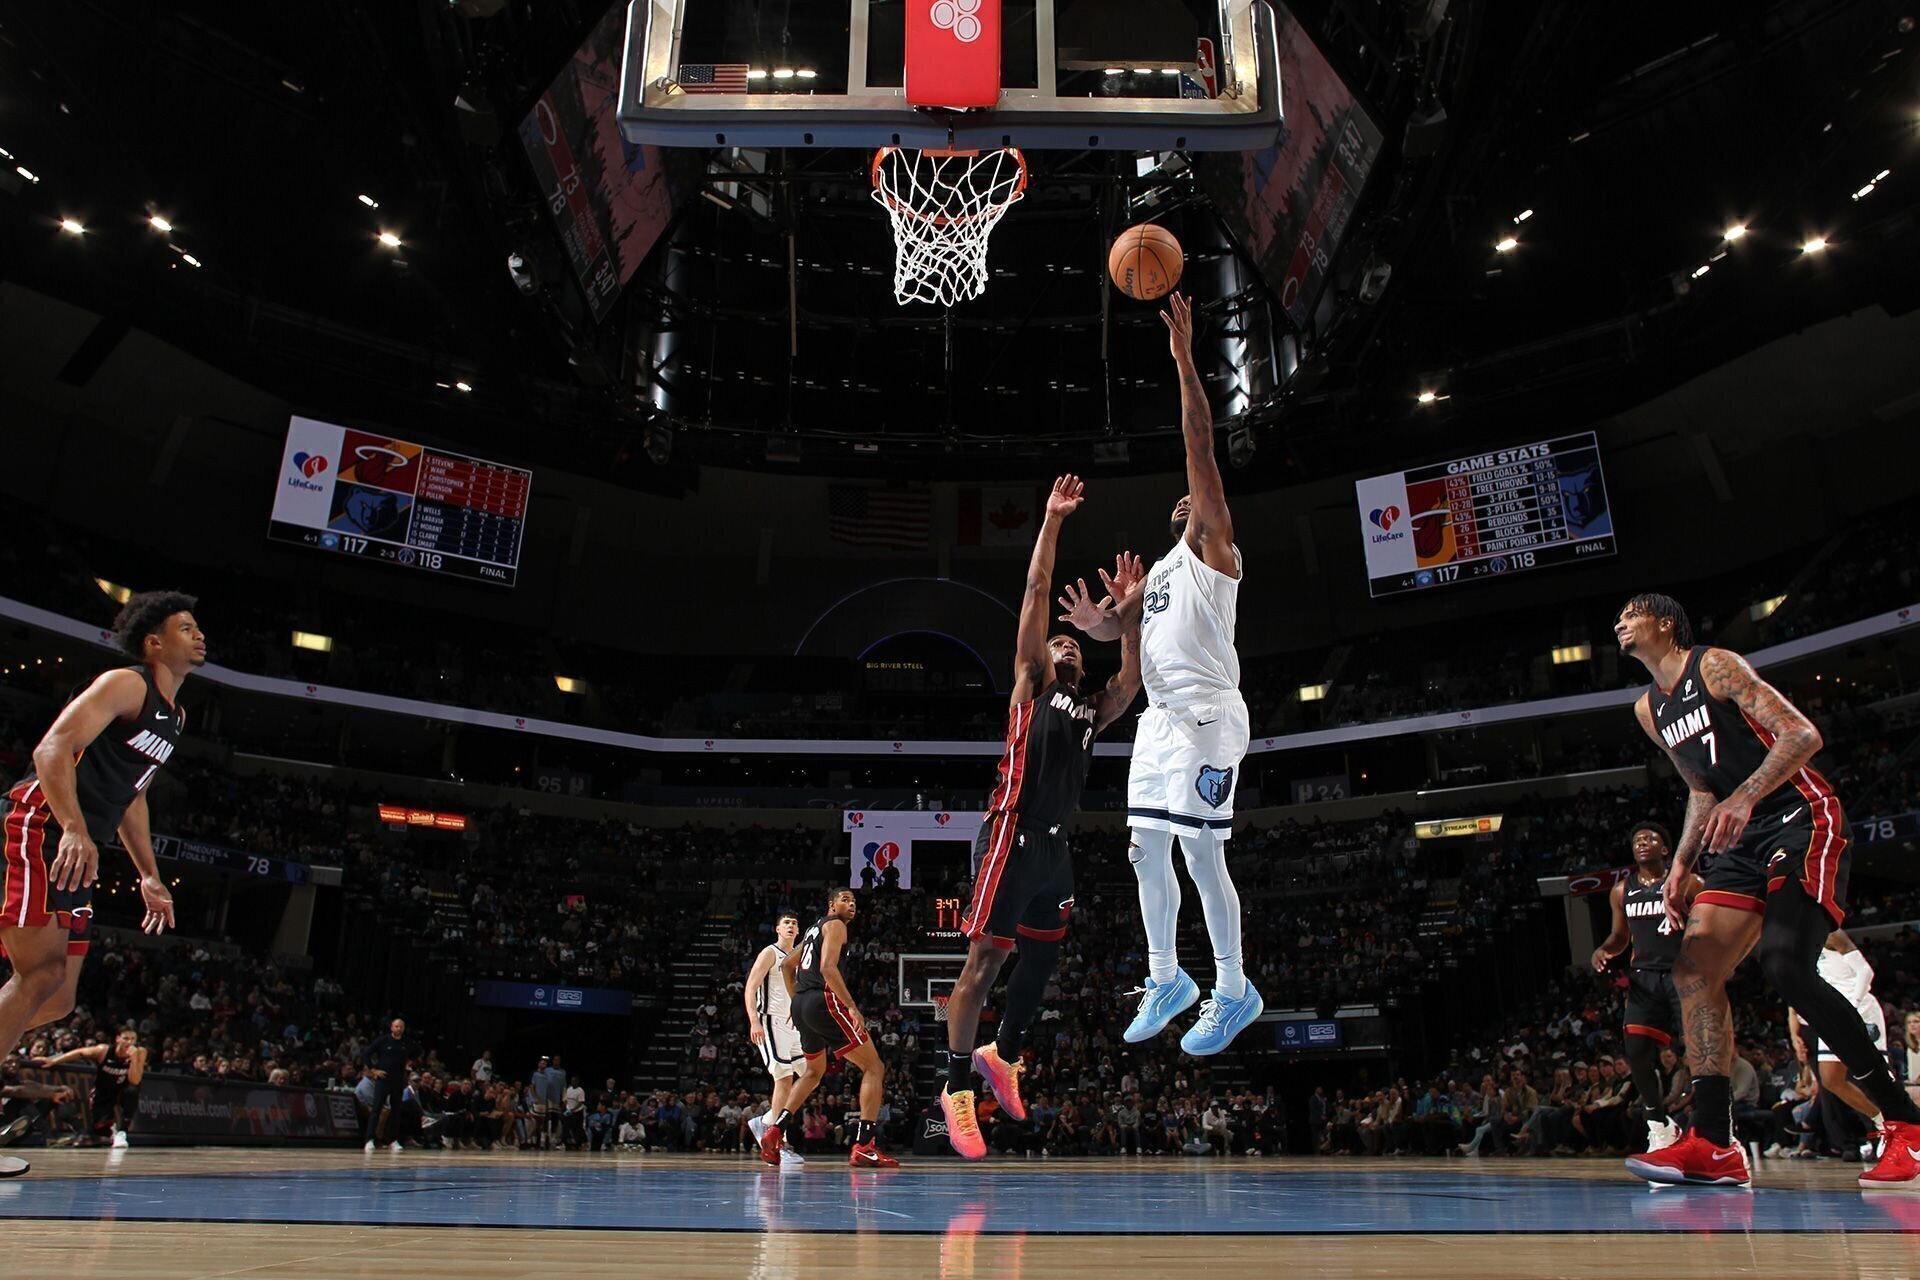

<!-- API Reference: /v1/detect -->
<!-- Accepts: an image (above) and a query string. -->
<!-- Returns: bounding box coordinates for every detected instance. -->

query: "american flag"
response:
[829,485,931,550]
[676,63,751,94]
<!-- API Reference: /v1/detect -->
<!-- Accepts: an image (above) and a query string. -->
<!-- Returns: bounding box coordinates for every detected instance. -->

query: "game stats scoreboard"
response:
[1354,431,1616,598]
[268,417,532,587]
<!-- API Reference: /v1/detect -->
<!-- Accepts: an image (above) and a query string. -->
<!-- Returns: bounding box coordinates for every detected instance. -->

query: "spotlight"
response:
[59,219,84,235]
[1722,223,1747,241]
[1513,208,1534,223]
[1874,168,1891,182]
[773,68,794,80]
[358,193,380,208]
[1494,236,1518,252]
[1417,390,1438,405]
[1160,68,1180,75]
[1801,237,1827,254]
[747,69,768,80]
[454,380,473,393]
[796,69,817,80]
[507,251,538,296]
[1103,68,1125,76]
[15,166,39,184]
[1132,68,1154,75]
[377,231,402,248]
[181,253,202,268]
[1690,264,1710,279]
[149,214,173,232]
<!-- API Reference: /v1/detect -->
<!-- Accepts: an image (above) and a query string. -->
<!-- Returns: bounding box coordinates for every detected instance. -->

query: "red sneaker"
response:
[758,1119,784,1167]
[1623,1131,1751,1186]
[1861,1119,1920,1189]
[850,1141,900,1168]
[972,1043,1027,1122]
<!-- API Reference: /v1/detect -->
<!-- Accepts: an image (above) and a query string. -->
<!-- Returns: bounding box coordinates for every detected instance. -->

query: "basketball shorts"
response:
[758,1015,805,1081]
[0,802,94,955]
[960,817,1075,950]
[1623,968,1679,1044]
[1696,798,1851,928]
[1126,691,1248,839]
[792,988,869,1059]
[1808,992,1886,1064]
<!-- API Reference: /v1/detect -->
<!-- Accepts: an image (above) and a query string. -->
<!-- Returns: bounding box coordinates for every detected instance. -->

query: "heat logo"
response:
[930,0,982,42]
[1368,505,1401,531]
[286,451,330,492]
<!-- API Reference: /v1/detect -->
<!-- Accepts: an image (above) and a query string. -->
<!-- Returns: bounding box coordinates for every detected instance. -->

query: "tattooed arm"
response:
[1698,647,1823,853]
[1634,692,1717,930]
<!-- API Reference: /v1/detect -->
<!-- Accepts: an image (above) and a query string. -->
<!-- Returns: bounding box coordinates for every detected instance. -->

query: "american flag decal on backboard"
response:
[676,64,751,94]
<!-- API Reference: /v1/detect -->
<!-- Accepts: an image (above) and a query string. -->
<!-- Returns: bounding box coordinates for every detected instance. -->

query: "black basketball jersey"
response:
[92,1043,132,1102]
[1623,874,1682,972]
[7,666,185,839]
[793,916,847,996]
[1648,647,1833,819]
[986,679,1097,827]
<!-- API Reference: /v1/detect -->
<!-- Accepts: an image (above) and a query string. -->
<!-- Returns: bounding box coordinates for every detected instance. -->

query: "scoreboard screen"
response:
[268,416,532,587]
[1355,431,1615,598]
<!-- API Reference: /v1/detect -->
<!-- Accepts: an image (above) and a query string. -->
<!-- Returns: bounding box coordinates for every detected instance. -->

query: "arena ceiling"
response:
[0,0,1914,489]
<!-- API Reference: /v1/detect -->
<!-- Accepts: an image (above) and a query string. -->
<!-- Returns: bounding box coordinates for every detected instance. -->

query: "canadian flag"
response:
[957,485,1038,548]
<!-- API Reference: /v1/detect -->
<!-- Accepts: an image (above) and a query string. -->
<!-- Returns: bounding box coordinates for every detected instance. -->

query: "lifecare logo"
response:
[286,451,329,492]
[1368,505,1401,531]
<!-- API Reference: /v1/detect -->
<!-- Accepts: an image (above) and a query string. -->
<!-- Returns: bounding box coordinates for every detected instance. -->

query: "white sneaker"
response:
[389,1141,403,1153]
[748,1115,768,1148]
[1646,1118,1681,1153]
[111,1130,129,1150]
[364,1141,375,1154]
[779,1146,805,1167]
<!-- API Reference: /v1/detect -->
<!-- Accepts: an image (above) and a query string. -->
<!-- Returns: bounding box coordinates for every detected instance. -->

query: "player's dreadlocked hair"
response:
[111,591,198,659]
[1619,592,1693,649]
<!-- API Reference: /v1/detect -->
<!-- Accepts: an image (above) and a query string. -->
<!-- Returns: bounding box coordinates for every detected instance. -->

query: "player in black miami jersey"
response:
[937,474,1144,1160]
[0,591,194,1178]
[763,889,899,1168]
[35,1026,146,1147]
[1613,592,1920,1189]
[1590,821,1701,1154]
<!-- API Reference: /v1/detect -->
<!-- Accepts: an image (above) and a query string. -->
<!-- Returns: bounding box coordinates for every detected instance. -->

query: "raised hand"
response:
[1160,291,1194,361]
[1100,551,1147,604]
[1057,578,1113,632]
[1046,474,1086,521]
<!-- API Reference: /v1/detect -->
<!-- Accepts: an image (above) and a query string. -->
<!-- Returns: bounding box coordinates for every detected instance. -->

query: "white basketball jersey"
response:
[1817,947,1872,1006]
[1140,538,1242,705]
[757,945,792,1022]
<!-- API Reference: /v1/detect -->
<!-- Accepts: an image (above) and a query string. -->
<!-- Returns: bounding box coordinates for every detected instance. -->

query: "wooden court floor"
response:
[0,1149,1914,1279]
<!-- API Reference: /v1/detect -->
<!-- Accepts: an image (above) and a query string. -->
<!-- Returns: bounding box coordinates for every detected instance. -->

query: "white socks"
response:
[1179,828,1247,1000]
[1128,828,1181,985]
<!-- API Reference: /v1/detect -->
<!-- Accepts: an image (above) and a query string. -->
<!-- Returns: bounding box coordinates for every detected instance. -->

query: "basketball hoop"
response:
[870,147,1027,307]
[931,994,951,1024]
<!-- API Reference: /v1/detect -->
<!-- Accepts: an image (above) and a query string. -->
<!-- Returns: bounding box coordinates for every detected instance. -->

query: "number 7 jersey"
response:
[1649,646,1835,819]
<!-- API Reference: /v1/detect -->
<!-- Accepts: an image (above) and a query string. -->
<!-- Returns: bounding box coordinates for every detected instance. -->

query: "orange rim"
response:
[870,146,1028,227]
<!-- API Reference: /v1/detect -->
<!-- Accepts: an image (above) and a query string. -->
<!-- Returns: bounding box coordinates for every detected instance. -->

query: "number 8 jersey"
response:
[1649,646,1834,820]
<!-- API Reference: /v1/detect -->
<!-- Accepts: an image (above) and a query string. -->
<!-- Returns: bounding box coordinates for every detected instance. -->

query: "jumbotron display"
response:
[1355,431,1616,598]
[267,416,532,587]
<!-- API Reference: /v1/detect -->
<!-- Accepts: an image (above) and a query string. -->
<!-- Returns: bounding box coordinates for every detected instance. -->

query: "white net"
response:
[870,147,1028,307]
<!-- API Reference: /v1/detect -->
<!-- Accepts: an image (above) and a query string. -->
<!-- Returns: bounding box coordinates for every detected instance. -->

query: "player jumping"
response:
[1064,292,1261,1055]
[1613,592,1920,1188]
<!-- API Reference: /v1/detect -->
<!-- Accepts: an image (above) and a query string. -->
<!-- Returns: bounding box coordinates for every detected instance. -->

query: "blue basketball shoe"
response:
[1179,984,1265,1056]
[1123,969,1200,1043]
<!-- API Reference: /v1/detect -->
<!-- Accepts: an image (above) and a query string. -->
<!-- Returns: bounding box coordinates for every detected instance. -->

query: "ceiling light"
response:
[1852,182,1877,200]
[377,231,402,248]
[1513,208,1534,223]
[181,253,202,268]
[1416,390,1438,404]
[747,69,768,80]
[1297,683,1329,703]
[148,214,173,232]
[1494,236,1518,252]
[0,146,11,159]
[16,166,39,184]
[357,193,380,209]
[796,68,817,80]
[291,631,334,653]
[454,380,473,392]
[59,219,84,235]
[1874,168,1890,182]
[1722,223,1746,241]
[555,675,586,694]
[1690,264,1710,279]
[95,578,132,605]
[1801,237,1827,254]
[1160,68,1180,75]
[1551,643,1593,666]
[1749,594,1787,621]
[1132,68,1154,74]
[1104,68,1125,76]
[773,67,794,79]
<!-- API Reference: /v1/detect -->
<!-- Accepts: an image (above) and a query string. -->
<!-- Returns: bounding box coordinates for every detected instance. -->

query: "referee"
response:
[361,1016,412,1153]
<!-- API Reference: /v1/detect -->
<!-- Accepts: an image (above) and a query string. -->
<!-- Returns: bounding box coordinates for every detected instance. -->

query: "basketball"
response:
[1108,224,1184,300]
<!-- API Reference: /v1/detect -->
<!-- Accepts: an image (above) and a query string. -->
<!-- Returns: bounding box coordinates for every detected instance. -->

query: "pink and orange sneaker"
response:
[1861,1119,1920,1189]
[941,1087,988,1160]
[1623,1130,1751,1187]
[972,1043,1027,1121]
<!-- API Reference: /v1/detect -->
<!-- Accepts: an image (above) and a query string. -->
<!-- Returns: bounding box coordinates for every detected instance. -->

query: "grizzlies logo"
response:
[1195,764,1234,810]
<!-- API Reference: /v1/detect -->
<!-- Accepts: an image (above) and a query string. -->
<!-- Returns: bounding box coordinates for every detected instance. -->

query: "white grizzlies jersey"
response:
[1140,538,1242,705]
[756,945,793,1023]
[1817,947,1872,1006]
